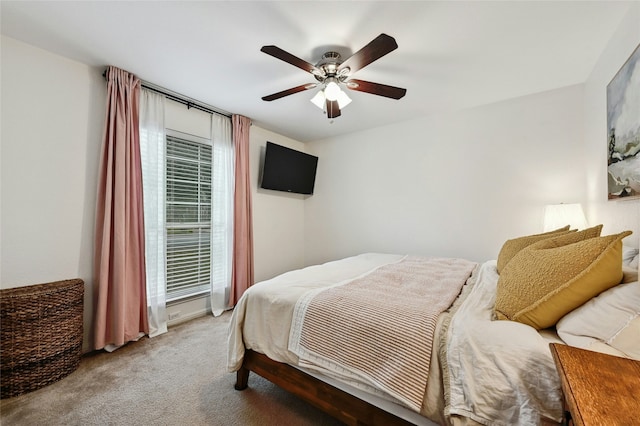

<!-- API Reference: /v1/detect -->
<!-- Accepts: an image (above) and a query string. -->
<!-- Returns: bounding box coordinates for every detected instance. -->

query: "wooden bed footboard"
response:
[235,349,414,426]
[235,350,562,426]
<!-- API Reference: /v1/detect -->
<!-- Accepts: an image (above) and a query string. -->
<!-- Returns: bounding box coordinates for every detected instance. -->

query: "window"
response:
[141,92,233,332]
[165,131,212,301]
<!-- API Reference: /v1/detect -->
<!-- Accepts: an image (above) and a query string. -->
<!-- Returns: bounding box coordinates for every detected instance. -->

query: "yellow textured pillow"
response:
[523,224,603,249]
[494,227,630,330]
[496,225,573,273]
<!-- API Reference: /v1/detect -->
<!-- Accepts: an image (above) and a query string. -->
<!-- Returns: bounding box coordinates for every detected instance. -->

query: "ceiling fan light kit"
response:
[309,88,351,113]
[261,33,407,120]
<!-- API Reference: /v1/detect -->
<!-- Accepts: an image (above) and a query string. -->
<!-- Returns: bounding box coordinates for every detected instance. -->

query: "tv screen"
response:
[260,142,318,195]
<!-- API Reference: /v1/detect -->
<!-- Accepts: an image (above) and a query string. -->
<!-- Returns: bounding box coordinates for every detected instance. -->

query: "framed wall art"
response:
[606,43,640,200]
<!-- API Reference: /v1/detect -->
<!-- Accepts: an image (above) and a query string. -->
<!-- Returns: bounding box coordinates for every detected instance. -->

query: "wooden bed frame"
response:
[235,349,562,426]
[235,349,415,426]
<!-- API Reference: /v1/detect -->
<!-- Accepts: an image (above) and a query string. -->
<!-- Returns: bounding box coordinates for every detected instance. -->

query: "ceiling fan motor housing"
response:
[314,52,350,83]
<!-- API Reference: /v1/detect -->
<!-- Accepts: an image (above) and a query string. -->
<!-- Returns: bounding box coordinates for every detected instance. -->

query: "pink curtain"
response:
[230,115,254,305]
[94,66,148,350]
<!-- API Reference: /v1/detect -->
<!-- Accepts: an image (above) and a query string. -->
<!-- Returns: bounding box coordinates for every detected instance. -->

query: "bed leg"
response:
[235,366,249,390]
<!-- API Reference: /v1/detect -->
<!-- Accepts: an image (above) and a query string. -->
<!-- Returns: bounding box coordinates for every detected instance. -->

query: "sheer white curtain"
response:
[139,89,168,337]
[210,114,234,316]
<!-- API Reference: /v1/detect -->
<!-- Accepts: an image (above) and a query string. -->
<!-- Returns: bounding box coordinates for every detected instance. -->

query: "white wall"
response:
[164,5,640,277]
[1,36,105,350]
[584,2,640,247]
[250,126,307,282]
[303,4,640,265]
[305,85,588,265]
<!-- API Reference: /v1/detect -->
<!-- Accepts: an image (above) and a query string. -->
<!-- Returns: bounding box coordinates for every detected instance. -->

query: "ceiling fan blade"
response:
[345,79,406,100]
[262,83,317,101]
[326,99,341,118]
[338,34,398,75]
[261,45,324,77]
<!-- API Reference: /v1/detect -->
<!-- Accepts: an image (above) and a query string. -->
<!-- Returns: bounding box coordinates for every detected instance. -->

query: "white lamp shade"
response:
[543,203,588,231]
[324,81,341,101]
[310,91,325,109]
[336,90,352,108]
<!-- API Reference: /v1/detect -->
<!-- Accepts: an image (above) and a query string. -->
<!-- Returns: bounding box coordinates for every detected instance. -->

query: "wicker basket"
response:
[1,279,84,399]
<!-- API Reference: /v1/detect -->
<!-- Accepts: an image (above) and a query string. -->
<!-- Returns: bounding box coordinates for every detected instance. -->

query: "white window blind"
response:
[165,133,212,301]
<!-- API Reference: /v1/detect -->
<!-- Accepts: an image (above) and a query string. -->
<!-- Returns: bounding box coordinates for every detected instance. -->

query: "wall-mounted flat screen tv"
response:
[260,142,318,195]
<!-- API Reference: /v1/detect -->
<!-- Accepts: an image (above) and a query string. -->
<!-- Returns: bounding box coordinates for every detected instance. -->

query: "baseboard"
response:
[167,308,208,327]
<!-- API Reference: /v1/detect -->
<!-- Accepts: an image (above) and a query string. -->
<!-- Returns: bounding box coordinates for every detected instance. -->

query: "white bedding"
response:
[227,254,564,425]
[227,253,405,371]
[446,260,563,425]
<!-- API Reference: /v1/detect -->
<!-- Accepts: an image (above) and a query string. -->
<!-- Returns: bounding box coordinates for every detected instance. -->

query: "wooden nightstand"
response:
[549,343,640,426]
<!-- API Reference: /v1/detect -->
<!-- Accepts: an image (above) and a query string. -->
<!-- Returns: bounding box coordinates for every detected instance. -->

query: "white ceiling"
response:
[0,1,633,142]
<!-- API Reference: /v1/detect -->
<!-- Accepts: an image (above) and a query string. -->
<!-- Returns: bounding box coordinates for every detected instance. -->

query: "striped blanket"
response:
[288,256,477,411]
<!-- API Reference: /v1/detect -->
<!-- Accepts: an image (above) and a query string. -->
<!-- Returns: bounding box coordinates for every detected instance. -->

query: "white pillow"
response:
[556,280,640,360]
[622,265,638,283]
[622,245,639,266]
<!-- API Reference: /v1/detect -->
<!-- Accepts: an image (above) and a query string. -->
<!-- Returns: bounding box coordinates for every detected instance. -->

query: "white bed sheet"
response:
[446,260,563,425]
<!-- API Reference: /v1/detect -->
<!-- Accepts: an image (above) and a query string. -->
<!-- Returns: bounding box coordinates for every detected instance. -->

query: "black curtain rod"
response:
[140,82,231,118]
[102,69,231,118]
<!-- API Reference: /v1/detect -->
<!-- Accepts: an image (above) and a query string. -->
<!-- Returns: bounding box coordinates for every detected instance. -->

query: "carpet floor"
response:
[0,312,343,425]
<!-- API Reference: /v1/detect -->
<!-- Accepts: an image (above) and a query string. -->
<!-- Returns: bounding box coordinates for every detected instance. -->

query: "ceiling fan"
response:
[260,33,407,119]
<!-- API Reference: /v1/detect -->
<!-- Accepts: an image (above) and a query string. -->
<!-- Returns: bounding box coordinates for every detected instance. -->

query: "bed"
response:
[227,227,639,426]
